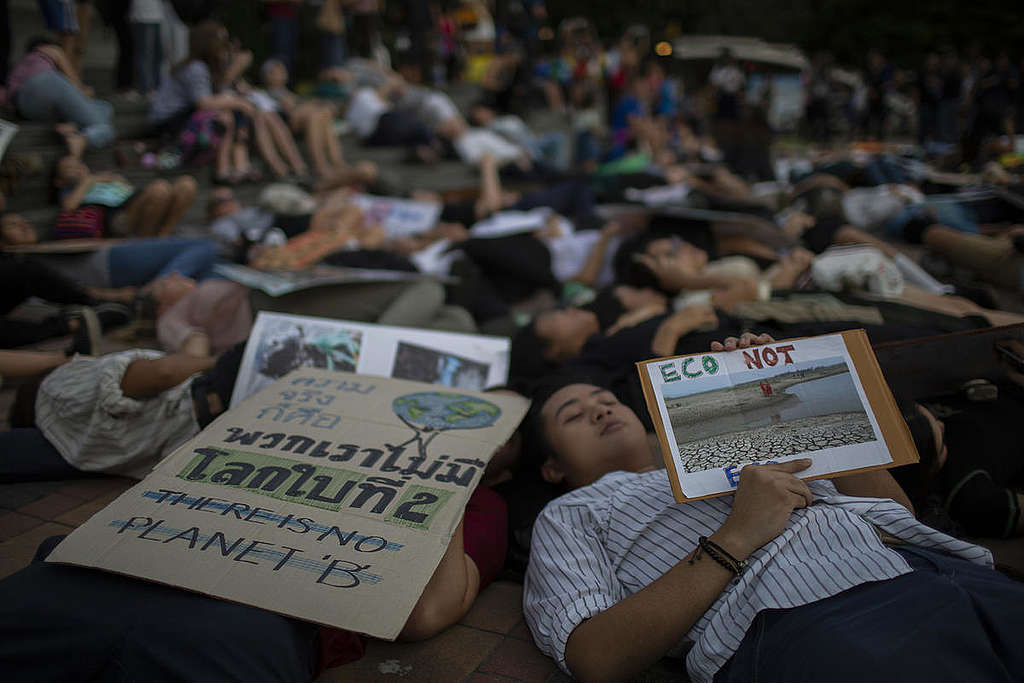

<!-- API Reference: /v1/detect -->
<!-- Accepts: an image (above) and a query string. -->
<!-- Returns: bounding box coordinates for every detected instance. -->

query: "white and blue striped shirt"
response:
[523,470,992,682]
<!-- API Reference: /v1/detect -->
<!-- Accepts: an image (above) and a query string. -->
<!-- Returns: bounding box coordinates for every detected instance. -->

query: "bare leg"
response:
[55,123,87,159]
[215,111,235,179]
[313,161,379,193]
[86,286,137,303]
[59,33,79,77]
[115,180,173,236]
[232,142,251,178]
[895,284,1024,326]
[834,225,900,258]
[923,224,1023,290]
[156,176,198,236]
[474,153,502,219]
[0,350,69,378]
[252,113,289,178]
[266,112,309,176]
[302,107,332,177]
[321,107,345,169]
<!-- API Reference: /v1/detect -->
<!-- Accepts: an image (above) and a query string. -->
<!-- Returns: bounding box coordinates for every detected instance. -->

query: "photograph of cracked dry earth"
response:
[666,358,876,473]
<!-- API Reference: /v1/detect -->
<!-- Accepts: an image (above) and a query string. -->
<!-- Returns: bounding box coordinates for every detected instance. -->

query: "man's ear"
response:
[540,457,566,484]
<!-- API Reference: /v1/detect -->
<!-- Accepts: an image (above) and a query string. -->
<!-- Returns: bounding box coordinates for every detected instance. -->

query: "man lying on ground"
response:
[521,334,1024,682]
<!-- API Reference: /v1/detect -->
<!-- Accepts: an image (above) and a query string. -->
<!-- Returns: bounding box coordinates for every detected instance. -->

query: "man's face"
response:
[646,236,708,274]
[540,384,650,489]
[534,307,600,362]
[0,213,38,245]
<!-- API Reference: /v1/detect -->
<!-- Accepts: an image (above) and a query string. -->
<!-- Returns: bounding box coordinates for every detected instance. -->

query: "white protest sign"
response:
[231,312,510,408]
[47,369,529,639]
[638,331,917,501]
[349,194,442,239]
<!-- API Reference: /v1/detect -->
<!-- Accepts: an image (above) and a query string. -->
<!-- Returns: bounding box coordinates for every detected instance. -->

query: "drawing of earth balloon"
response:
[392,392,501,457]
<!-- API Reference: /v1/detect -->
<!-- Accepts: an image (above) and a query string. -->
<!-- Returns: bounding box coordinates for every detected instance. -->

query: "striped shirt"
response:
[35,350,200,479]
[523,470,991,682]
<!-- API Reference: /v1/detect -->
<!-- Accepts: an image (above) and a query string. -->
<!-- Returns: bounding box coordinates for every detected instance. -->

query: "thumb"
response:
[762,458,813,474]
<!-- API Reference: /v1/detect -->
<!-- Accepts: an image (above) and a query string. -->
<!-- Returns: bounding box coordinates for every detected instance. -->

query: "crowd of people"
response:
[1,2,1024,682]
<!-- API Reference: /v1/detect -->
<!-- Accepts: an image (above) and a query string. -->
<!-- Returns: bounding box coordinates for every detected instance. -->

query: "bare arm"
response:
[832,469,914,514]
[709,277,760,311]
[474,154,503,219]
[196,92,257,117]
[221,50,254,89]
[0,350,68,378]
[60,174,94,211]
[650,306,719,357]
[120,354,216,400]
[564,460,814,682]
[572,223,620,287]
[399,516,481,641]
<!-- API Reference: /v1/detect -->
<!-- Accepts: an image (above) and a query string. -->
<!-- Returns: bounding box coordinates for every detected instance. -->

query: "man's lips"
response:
[600,420,624,436]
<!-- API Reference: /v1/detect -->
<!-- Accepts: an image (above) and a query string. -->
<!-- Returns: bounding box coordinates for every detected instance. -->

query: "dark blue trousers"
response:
[0,536,318,682]
[717,546,1024,683]
[0,428,89,483]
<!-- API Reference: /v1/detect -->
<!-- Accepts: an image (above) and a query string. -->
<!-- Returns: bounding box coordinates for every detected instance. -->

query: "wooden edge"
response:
[636,329,918,503]
[636,360,687,503]
[841,329,919,468]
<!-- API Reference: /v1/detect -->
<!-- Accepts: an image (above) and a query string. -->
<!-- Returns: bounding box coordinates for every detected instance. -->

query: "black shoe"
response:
[64,306,101,356]
[94,301,135,330]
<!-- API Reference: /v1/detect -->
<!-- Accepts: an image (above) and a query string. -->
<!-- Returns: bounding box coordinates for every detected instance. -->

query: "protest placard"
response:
[46,369,529,639]
[214,263,429,297]
[637,330,918,502]
[349,194,442,239]
[231,312,511,407]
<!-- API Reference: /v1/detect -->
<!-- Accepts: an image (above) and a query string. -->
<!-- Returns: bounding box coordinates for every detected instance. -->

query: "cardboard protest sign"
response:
[231,312,511,407]
[637,330,917,502]
[47,369,529,640]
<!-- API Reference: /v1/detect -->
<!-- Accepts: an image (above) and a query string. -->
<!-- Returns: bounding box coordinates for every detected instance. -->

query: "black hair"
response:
[509,318,558,381]
[890,397,940,509]
[589,286,627,330]
[900,209,937,245]
[612,232,665,291]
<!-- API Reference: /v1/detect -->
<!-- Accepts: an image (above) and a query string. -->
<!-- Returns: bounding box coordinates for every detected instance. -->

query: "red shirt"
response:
[314,485,508,673]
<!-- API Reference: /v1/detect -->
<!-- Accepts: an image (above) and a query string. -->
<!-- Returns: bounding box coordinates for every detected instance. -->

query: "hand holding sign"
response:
[710,332,775,352]
[638,330,919,501]
[714,459,814,560]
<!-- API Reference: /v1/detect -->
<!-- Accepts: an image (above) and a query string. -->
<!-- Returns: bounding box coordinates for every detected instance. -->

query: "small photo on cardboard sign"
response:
[637,330,918,502]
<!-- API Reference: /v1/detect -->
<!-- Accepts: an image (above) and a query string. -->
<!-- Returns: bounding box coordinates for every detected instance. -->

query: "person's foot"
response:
[55,123,87,159]
[64,306,102,356]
